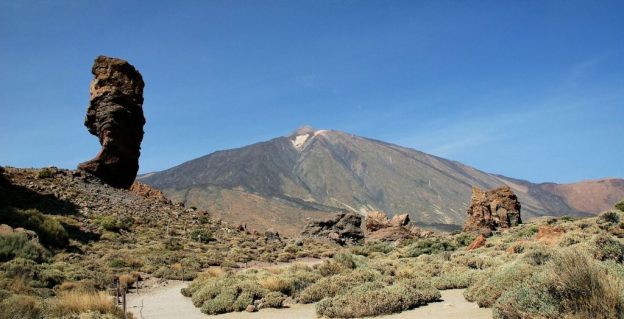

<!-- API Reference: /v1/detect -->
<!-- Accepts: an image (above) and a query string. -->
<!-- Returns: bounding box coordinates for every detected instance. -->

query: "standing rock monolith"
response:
[78,56,145,189]
[463,186,522,233]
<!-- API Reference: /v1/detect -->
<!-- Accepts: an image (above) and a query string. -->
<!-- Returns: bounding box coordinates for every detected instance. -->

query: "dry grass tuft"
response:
[258,277,290,293]
[48,290,123,317]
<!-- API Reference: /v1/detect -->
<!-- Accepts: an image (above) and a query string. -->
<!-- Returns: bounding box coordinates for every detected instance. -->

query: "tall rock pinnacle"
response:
[78,56,145,189]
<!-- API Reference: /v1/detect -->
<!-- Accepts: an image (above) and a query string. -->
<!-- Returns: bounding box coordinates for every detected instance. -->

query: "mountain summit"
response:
[140,128,624,234]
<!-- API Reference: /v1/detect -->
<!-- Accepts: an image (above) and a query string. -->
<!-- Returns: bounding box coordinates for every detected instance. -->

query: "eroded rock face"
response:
[78,56,145,189]
[463,186,522,233]
[299,213,364,245]
[364,211,430,242]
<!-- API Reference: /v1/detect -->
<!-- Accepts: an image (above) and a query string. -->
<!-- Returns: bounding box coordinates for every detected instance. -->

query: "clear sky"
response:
[1,0,623,183]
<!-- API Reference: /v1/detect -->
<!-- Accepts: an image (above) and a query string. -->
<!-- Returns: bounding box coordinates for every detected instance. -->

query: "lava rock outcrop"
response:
[463,186,522,233]
[364,211,432,242]
[299,213,364,245]
[78,56,145,189]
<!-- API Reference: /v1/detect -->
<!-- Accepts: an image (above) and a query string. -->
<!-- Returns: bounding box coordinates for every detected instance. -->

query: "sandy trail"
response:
[127,281,491,319]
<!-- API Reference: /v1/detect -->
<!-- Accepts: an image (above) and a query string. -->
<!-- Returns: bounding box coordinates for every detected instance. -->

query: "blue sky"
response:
[1,0,622,183]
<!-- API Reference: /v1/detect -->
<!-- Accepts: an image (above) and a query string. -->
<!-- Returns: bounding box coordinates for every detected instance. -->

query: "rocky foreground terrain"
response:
[0,166,337,318]
[2,164,624,319]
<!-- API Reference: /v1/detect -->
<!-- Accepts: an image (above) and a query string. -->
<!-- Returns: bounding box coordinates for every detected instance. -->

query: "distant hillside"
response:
[140,127,624,234]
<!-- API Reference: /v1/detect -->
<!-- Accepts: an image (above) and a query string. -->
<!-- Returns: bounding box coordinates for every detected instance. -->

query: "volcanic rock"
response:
[78,56,145,189]
[130,182,171,204]
[463,186,522,233]
[299,213,363,245]
[363,211,429,242]
[390,213,410,227]
[466,234,486,250]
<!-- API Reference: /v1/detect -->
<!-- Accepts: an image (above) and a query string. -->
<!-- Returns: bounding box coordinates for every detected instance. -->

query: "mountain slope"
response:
[140,127,624,234]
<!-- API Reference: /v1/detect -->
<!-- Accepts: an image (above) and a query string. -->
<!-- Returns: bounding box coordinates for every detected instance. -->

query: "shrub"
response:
[316,278,440,318]
[593,234,624,262]
[48,290,124,317]
[522,246,553,266]
[615,199,624,212]
[258,277,290,294]
[350,242,393,256]
[494,250,624,319]
[0,208,69,247]
[403,237,456,257]
[0,233,47,262]
[98,216,133,232]
[464,261,535,307]
[259,291,286,308]
[597,210,620,225]
[196,279,267,315]
[0,294,43,319]
[189,229,214,243]
[454,233,477,247]
[163,238,183,251]
[36,168,52,179]
[431,268,483,289]
[300,269,380,303]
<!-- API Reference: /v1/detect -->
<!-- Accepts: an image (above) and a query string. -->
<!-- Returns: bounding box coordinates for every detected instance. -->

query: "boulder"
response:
[364,211,426,242]
[466,234,487,250]
[299,213,363,245]
[535,226,565,245]
[78,56,145,189]
[390,213,410,227]
[130,182,171,204]
[463,186,522,233]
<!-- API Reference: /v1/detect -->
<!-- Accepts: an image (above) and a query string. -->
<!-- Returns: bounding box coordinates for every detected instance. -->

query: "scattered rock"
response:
[0,224,39,243]
[299,213,364,245]
[365,211,391,232]
[390,213,410,227]
[463,186,522,234]
[466,234,486,250]
[78,56,146,189]
[535,226,565,245]
[130,182,171,204]
[245,305,256,313]
[363,211,427,242]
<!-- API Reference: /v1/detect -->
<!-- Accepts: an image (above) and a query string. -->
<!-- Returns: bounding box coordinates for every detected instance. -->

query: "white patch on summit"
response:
[292,134,310,149]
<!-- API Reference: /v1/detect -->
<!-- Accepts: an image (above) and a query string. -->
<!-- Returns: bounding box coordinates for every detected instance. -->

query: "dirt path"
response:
[127,282,491,319]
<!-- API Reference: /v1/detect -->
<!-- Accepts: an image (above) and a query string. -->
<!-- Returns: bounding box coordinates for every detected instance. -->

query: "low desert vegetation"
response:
[2,168,624,318]
[181,209,624,318]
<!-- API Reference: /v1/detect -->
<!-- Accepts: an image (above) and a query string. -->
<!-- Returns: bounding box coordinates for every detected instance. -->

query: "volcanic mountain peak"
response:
[140,127,624,235]
[289,125,329,150]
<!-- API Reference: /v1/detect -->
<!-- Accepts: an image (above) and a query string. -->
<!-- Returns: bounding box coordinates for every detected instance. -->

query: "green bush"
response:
[454,233,477,247]
[190,229,214,243]
[403,237,457,257]
[36,169,52,179]
[593,234,624,262]
[194,278,267,315]
[0,234,47,262]
[494,250,624,319]
[350,242,393,256]
[431,268,482,289]
[0,208,68,247]
[615,199,624,212]
[260,291,286,308]
[300,269,380,303]
[98,216,133,232]
[164,238,183,251]
[316,278,440,318]
[464,261,535,307]
[597,210,620,225]
[0,294,43,319]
